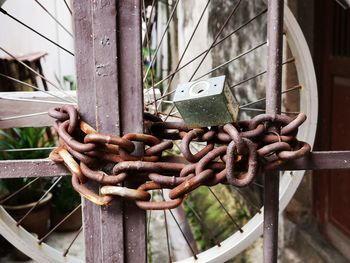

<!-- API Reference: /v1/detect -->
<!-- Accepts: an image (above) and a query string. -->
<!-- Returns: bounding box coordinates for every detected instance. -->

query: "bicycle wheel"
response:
[0,0,317,262]
[143,1,317,262]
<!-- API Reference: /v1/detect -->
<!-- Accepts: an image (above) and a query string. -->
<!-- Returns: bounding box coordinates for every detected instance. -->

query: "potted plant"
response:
[0,127,56,238]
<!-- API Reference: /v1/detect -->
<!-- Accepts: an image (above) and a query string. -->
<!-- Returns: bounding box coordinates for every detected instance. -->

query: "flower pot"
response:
[2,192,52,238]
[51,206,82,232]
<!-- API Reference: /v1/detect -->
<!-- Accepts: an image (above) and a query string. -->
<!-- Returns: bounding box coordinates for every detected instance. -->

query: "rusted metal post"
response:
[264,0,284,263]
[72,2,104,262]
[72,1,145,262]
[118,1,147,262]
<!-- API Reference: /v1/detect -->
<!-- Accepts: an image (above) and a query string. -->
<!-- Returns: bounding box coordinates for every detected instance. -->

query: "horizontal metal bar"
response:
[0,159,69,178]
[163,152,350,171]
[0,151,349,180]
[277,151,350,170]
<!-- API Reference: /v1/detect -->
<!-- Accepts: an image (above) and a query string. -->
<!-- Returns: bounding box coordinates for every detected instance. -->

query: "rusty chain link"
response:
[48,105,310,210]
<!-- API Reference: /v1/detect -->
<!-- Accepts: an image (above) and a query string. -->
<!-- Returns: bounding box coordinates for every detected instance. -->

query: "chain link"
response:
[48,105,310,210]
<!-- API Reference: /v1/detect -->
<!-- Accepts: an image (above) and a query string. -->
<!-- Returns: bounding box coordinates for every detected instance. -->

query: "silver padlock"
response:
[173,75,239,128]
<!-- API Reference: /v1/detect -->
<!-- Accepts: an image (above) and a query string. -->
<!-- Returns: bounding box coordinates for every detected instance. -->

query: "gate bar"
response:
[118,1,147,262]
[72,1,145,262]
[264,0,284,262]
[72,2,105,262]
[2,151,350,179]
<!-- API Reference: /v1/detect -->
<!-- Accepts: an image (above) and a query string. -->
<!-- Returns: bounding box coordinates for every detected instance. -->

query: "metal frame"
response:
[0,0,349,263]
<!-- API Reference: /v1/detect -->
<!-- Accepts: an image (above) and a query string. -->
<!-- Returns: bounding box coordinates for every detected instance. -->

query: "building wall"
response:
[176,0,267,121]
[0,0,75,89]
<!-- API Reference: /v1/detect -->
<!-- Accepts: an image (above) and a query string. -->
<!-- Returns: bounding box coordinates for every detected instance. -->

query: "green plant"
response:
[0,127,54,160]
[184,185,251,252]
[0,127,56,203]
[0,127,81,212]
[143,47,162,91]
[183,198,208,251]
[63,75,77,91]
[50,176,80,214]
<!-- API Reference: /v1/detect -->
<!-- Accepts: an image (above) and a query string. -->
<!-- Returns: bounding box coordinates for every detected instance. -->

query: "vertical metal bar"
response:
[118,0,147,262]
[73,0,145,262]
[264,0,284,263]
[72,2,103,262]
[92,1,124,262]
[266,0,284,114]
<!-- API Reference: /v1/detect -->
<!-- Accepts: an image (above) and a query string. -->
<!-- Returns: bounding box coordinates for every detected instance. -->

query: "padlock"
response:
[173,75,239,128]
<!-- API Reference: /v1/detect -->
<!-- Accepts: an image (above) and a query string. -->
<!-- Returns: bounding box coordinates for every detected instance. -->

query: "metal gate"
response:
[0,1,350,263]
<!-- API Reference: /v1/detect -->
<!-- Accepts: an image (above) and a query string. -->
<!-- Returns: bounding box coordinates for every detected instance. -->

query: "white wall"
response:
[0,0,75,89]
[176,0,212,84]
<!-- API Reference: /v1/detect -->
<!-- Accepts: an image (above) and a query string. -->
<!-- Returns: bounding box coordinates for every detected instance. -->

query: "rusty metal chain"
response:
[48,105,310,210]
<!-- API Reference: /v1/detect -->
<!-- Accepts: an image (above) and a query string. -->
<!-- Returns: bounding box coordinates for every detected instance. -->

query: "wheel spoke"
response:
[0,111,48,121]
[0,96,76,105]
[158,111,182,120]
[143,0,181,82]
[189,0,242,81]
[240,108,300,115]
[207,187,243,233]
[0,73,75,103]
[0,8,74,56]
[153,8,267,90]
[146,191,154,259]
[38,204,82,244]
[146,45,269,107]
[62,0,72,16]
[146,191,154,236]
[163,210,172,262]
[168,208,198,260]
[194,41,267,81]
[34,0,73,37]
[234,188,262,213]
[142,0,158,114]
[151,0,212,111]
[0,47,77,102]
[0,147,55,152]
[63,227,83,257]
[146,14,270,107]
[160,190,172,262]
[0,177,41,205]
[185,198,221,247]
[163,104,176,121]
[230,57,295,89]
[239,84,301,108]
[16,176,62,226]
[142,0,156,48]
